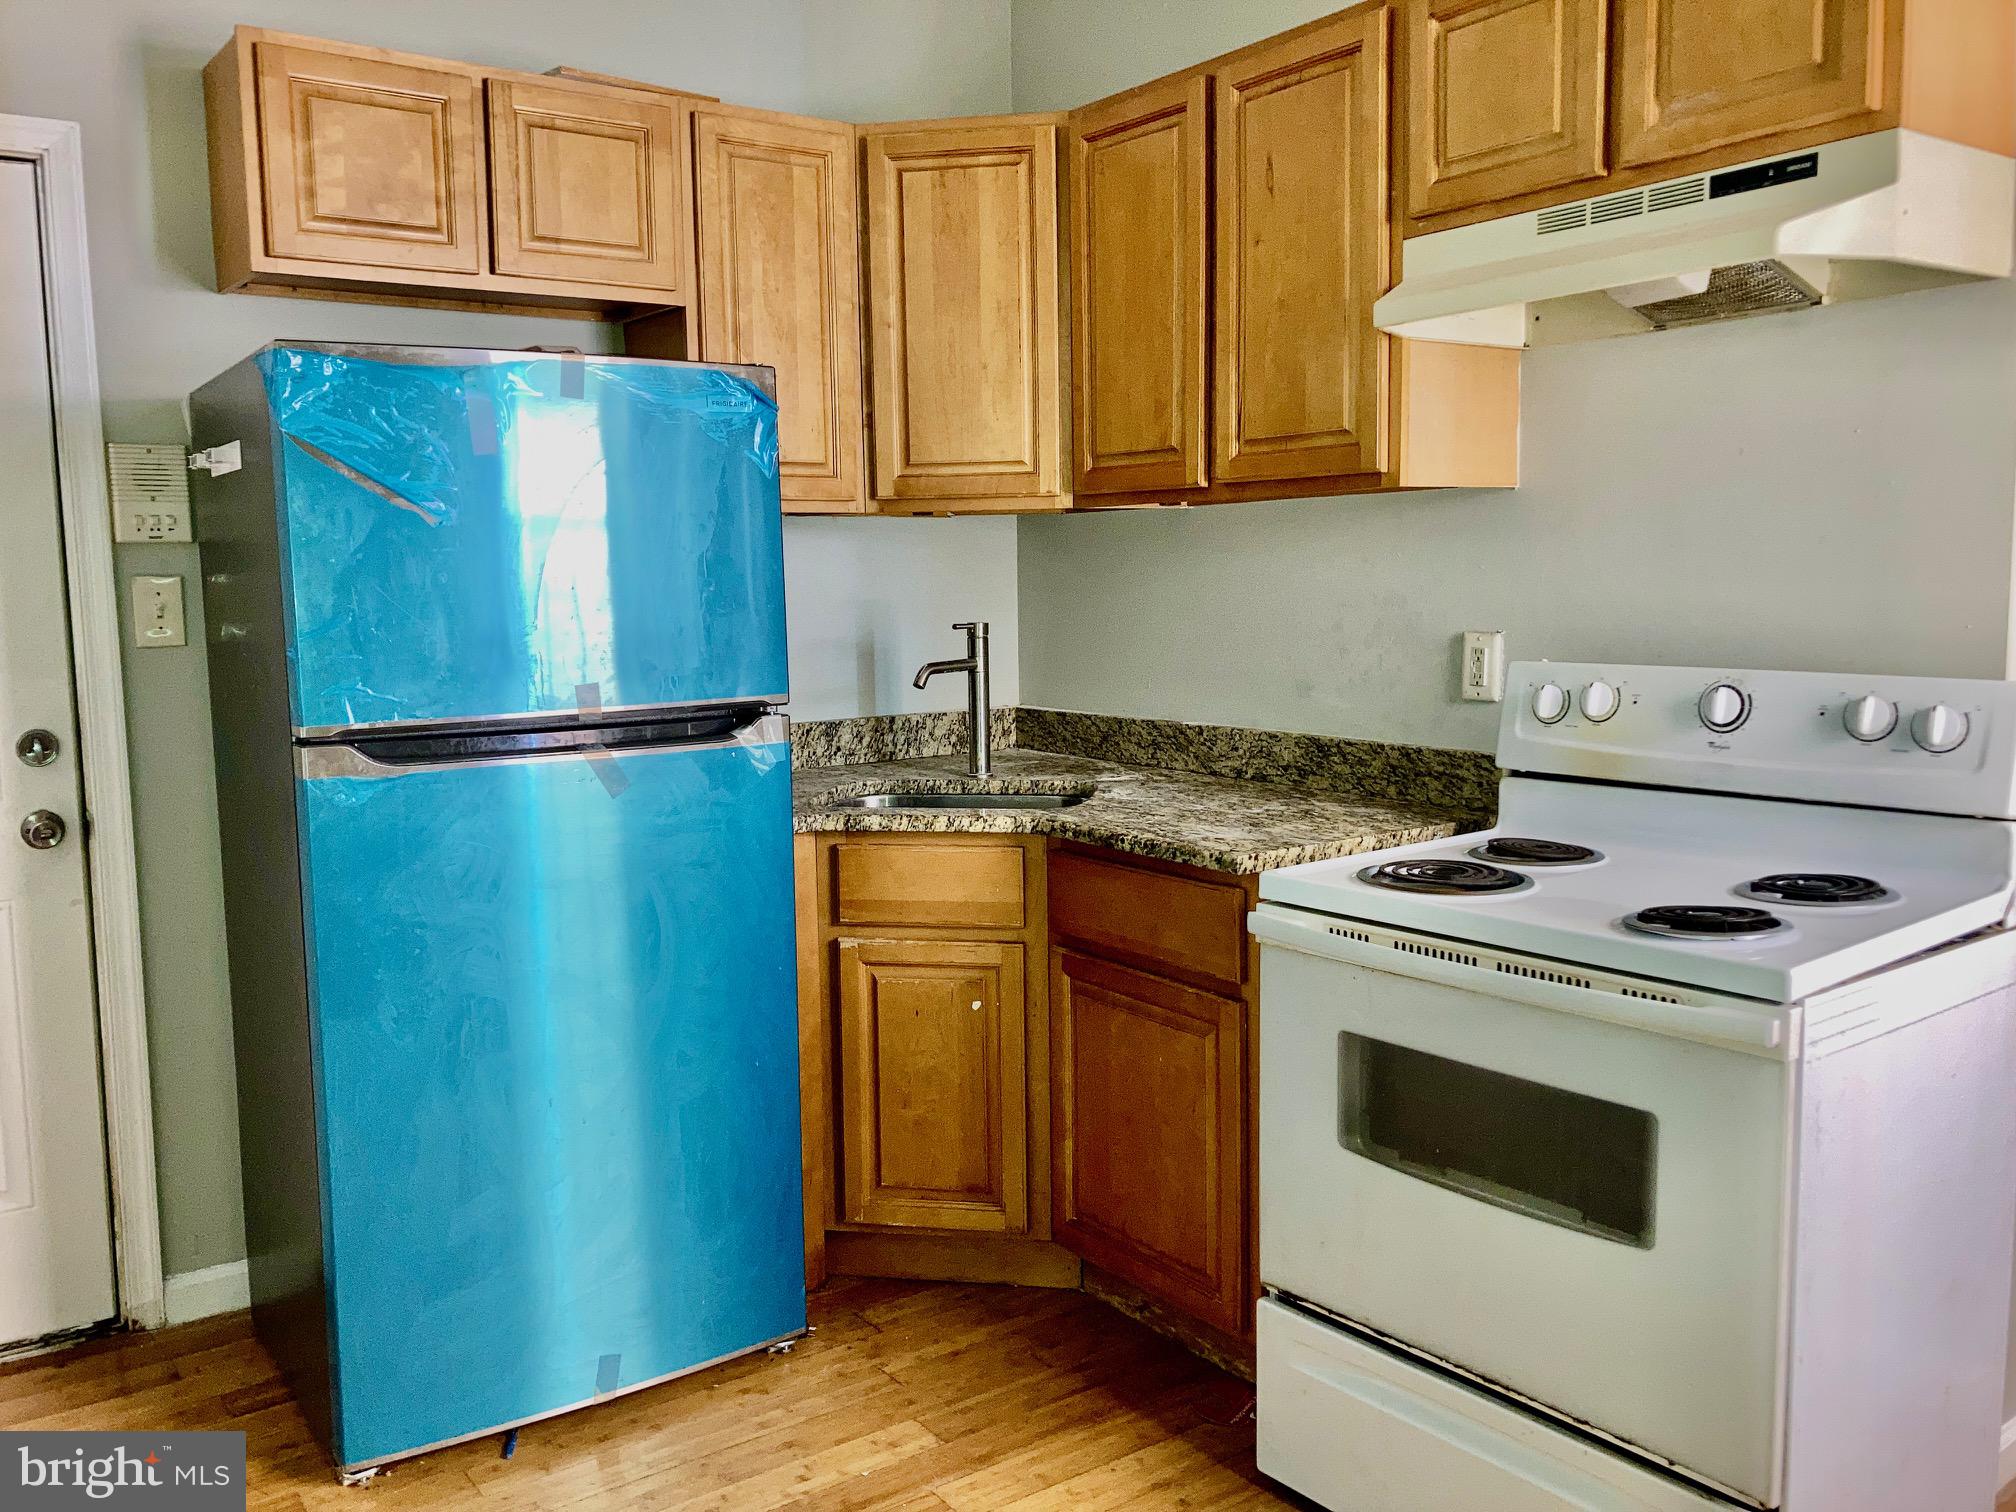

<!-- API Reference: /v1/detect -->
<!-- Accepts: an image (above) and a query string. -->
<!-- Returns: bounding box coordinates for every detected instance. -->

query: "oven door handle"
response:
[1249,906,1793,1058]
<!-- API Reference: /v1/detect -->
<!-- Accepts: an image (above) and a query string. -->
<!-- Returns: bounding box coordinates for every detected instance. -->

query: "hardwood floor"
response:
[0,1279,1302,1510]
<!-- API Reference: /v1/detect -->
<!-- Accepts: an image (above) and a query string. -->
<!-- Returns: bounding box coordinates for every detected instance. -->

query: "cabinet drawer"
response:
[831,839,1027,930]
[1049,848,1249,992]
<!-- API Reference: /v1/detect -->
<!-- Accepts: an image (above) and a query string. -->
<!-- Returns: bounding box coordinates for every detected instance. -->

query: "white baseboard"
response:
[162,1260,249,1326]
[2000,1415,2016,1493]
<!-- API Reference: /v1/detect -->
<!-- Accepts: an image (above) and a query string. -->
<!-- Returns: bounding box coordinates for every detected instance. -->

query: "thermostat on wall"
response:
[106,442,193,543]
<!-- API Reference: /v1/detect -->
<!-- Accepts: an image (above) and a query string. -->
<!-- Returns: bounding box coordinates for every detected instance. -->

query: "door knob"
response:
[20,810,66,850]
[15,730,58,768]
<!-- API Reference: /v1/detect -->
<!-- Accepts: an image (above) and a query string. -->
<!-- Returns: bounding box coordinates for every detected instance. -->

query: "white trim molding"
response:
[0,114,164,1331]
[2001,1414,2016,1494]
[163,1261,249,1327]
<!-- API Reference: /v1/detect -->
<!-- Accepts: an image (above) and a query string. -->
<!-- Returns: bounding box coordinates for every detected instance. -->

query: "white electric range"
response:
[1251,663,2016,1512]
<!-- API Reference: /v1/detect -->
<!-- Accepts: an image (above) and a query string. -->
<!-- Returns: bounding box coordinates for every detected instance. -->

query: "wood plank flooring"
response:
[0,1279,1303,1510]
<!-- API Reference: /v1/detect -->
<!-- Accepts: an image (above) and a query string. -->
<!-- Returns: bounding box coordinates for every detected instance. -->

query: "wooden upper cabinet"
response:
[1612,0,1885,169]
[1069,77,1210,497]
[1403,0,1609,222]
[1051,951,1247,1336]
[837,939,1029,1234]
[250,41,484,272]
[863,118,1065,505]
[692,106,864,513]
[1214,8,1392,485]
[485,73,694,293]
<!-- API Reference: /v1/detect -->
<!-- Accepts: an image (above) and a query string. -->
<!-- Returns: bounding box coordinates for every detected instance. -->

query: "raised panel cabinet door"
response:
[1404,0,1609,220]
[864,121,1063,501]
[1613,0,1887,169]
[252,42,484,271]
[1051,951,1247,1335]
[693,107,864,512]
[487,76,693,293]
[1069,77,1210,496]
[1214,9,1392,486]
[837,939,1029,1233]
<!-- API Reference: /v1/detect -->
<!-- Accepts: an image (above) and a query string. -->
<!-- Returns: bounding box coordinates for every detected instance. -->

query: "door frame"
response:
[0,114,163,1331]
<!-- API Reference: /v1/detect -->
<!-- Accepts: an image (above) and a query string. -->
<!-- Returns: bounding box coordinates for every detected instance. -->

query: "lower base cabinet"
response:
[1050,950,1249,1337]
[799,832,1261,1355]
[836,937,1029,1233]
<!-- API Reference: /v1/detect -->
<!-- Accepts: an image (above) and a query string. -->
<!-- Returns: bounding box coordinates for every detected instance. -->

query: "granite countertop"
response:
[792,747,1477,875]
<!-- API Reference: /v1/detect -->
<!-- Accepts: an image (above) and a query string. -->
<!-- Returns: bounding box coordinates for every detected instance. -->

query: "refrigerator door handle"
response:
[297,713,790,781]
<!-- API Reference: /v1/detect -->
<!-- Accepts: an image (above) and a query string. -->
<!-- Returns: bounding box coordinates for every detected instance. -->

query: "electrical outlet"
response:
[1462,631,1505,703]
[131,576,187,649]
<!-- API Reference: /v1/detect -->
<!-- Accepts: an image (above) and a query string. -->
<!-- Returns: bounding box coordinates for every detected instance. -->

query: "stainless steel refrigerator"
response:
[192,343,805,1476]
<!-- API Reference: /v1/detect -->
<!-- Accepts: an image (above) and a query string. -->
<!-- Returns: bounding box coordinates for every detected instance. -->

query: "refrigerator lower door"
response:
[294,729,804,1469]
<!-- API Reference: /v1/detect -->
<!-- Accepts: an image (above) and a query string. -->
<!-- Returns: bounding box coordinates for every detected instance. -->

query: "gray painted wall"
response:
[1010,0,2016,754]
[0,0,1017,1277]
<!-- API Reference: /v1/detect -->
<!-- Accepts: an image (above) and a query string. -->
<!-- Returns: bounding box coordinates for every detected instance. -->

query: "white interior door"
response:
[0,156,117,1343]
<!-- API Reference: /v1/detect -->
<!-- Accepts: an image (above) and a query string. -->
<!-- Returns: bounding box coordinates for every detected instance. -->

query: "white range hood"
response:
[1375,130,2015,348]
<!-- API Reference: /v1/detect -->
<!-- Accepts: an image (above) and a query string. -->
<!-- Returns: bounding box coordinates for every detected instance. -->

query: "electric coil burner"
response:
[1737,872,1893,907]
[1470,837,1605,866]
[1623,904,1788,940]
[1356,859,1531,895]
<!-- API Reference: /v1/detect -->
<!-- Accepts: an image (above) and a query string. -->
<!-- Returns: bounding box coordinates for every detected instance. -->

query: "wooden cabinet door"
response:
[1403,0,1609,220]
[1052,951,1247,1335]
[1612,0,1887,169]
[1214,9,1391,486]
[837,939,1028,1233]
[1068,77,1210,497]
[863,120,1063,502]
[252,42,483,272]
[486,75,693,293]
[693,107,864,512]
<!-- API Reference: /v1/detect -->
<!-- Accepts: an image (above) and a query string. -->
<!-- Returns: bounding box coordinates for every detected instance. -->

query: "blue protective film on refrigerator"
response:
[294,733,805,1467]
[257,347,787,732]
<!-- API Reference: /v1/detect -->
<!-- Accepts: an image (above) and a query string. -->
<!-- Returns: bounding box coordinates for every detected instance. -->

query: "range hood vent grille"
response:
[1632,259,1822,329]
[1589,189,1646,225]
[1536,203,1589,235]
[1646,177,1708,213]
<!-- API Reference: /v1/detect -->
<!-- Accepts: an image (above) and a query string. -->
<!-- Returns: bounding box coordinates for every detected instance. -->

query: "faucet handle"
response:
[953,620,988,635]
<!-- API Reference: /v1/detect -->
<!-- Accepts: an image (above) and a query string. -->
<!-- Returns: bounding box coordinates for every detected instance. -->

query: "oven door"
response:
[1253,905,1796,1508]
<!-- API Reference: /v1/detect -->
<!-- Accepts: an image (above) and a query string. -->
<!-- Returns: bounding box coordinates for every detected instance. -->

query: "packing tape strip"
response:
[466,388,500,456]
[595,1353,621,1396]
[575,681,630,798]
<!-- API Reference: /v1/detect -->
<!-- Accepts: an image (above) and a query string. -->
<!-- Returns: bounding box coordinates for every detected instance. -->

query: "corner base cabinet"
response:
[796,830,1265,1350]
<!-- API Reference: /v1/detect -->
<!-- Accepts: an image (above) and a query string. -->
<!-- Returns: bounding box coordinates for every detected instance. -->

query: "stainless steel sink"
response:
[826,790,1090,811]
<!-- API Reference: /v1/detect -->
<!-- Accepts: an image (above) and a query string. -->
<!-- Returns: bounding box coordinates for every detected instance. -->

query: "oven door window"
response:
[1339,1033,1658,1248]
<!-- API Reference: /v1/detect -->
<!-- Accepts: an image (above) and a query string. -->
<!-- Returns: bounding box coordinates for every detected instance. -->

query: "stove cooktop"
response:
[1261,778,2016,1002]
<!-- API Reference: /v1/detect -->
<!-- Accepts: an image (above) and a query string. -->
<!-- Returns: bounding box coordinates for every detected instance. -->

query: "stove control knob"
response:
[1910,704,1971,755]
[1580,680,1620,723]
[1697,682,1750,733]
[1532,682,1570,725]
[1842,694,1898,744]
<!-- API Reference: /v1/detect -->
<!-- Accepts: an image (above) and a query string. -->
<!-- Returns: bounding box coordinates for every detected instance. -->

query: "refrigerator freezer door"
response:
[259,346,787,733]
[294,730,804,1468]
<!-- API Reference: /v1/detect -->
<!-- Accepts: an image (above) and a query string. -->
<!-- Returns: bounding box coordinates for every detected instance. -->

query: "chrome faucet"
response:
[913,622,992,778]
